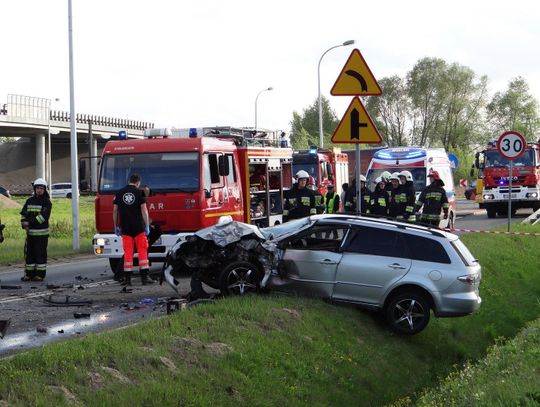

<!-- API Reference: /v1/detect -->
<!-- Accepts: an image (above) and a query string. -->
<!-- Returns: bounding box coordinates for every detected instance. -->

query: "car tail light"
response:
[458,274,480,285]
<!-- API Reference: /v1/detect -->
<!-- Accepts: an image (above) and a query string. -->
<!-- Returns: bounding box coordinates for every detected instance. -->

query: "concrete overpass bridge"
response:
[0,94,154,193]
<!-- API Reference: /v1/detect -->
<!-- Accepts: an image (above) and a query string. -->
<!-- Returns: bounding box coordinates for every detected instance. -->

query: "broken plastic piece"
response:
[1,285,22,290]
[73,312,91,319]
[43,295,93,307]
[0,319,10,339]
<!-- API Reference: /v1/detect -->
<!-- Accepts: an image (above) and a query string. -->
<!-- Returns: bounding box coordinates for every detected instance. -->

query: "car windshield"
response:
[259,217,314,240]
[99,152,200,193]
[366,167,427,192]
[485,149,536,167]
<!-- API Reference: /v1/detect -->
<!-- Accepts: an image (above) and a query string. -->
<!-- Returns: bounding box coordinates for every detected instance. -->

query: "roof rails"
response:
[316,214,446,237]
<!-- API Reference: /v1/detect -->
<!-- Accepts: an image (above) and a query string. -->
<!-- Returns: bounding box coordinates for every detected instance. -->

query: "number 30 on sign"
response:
[497,131,526,160]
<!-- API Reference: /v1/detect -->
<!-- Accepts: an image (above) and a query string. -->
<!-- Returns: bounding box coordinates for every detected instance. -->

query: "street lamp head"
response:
[342,40,355,46]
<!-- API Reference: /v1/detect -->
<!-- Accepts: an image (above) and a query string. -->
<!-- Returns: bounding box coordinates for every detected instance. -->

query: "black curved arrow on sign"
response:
[345,70,368,92]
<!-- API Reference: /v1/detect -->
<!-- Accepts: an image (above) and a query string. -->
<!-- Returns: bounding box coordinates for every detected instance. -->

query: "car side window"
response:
[405,234,451,264]
[286,226,346,251]
[344,226,407,258]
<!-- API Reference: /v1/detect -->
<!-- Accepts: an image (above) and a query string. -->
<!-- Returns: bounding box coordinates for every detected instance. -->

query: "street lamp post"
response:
[318,40,355,148]
[254,87,273,131]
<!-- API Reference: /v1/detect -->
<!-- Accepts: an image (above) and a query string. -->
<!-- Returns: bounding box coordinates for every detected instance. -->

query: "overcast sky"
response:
[1,0,539,133]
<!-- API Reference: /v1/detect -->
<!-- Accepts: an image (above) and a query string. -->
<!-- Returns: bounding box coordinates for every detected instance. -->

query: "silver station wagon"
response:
[164,215,482,335]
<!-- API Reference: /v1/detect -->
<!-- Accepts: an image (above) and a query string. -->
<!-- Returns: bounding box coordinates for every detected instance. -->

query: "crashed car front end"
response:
[163,220,280,296]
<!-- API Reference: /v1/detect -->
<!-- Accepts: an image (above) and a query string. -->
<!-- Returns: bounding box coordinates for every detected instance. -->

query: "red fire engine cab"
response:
[475,139,540,218]
[292,146,349,197]
[93,127,293,270]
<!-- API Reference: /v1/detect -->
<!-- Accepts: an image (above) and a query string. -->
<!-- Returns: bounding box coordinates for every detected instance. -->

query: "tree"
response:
[365,76,411,146]
[436,64,488,150]
[486,77,540,140]
[289,96,339,149]
[407,57,448,146]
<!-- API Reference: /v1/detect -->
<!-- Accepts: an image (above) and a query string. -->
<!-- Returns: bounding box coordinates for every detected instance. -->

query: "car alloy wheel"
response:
[386,292,430,335]
[219,261,261,296]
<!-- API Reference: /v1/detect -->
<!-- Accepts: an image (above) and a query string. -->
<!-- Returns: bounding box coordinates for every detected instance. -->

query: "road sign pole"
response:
[356,144,361,216]
[508,159,513,232]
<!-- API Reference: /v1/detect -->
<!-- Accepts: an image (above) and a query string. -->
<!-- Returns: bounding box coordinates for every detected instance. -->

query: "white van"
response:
[51,182,74,198]
[366,147,457,228]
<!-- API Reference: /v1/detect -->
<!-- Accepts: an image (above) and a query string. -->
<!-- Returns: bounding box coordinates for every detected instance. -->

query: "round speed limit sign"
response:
[497,131,526,160]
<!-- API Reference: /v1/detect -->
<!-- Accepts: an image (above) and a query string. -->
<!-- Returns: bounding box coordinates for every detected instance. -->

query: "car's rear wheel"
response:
[219,261,261,296]
[486,207,497,218]
[66,193,72,199]
[385,292,430,335]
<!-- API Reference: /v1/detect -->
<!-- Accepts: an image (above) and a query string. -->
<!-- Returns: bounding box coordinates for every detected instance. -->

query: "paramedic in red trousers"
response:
[113,173,153,285]
[415,171,449,227]
[20,178,52,281]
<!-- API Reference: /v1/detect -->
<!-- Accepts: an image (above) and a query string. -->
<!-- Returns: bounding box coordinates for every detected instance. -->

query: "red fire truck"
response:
[292,146,349,197]
[93,127,293,270]
[474,139,540,218]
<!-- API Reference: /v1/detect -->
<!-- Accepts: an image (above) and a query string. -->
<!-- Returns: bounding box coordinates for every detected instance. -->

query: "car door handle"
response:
[320,259,337,265]
[388,263,407,270]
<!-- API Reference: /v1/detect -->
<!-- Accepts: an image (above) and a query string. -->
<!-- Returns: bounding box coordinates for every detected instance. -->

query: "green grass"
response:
[411,318,540,406]
[0,197,95,264]
[0,225,539,406]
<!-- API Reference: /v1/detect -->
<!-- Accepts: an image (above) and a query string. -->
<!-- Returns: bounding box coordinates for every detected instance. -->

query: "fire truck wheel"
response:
[219,261,262,296]
[486,208,497,218]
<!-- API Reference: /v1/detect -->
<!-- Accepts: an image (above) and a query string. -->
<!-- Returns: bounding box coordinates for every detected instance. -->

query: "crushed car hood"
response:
[193,220,266,247]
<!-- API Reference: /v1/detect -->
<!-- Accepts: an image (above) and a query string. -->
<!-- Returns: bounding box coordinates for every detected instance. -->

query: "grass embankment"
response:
[412,317,540,406]
[0,197,95,264]
[0,225,539,406]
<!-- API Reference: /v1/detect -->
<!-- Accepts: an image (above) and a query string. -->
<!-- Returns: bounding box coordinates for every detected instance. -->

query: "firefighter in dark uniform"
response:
[359,175,371,214]
[283,170,316,222]
[344,178,356,214]
[369,177,389,216]
[322,184,340,214]
[399,170,416,222]
[20,178,52,281]
[415,170,449,227]
[388,172,405,219]
[308,176,325,214]
[381,171,393,192]
[344,176,370,215]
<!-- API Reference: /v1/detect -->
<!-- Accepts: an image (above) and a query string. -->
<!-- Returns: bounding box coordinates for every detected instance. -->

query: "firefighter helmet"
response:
[33,178,47,189]
[375,176,385,185]
[389,172,401,181]
[381,171,391,181]
[399,170,413,182]
[296,170,309,179]
[428,170,441,181]
[359,175,367,182]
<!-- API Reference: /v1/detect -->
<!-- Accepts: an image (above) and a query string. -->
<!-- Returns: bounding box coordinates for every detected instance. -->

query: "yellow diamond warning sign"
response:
[331,49,382,96]
[331,97,382,144]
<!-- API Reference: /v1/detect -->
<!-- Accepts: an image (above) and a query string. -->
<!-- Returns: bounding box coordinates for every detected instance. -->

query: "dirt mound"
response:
[0,194,21,209]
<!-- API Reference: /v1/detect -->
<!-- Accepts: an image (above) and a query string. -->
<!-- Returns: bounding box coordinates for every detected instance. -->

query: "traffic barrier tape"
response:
[444,228,540,236]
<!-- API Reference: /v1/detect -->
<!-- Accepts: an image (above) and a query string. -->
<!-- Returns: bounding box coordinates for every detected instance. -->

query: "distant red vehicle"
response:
[292,146,349,197]
[474,139,540,218]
